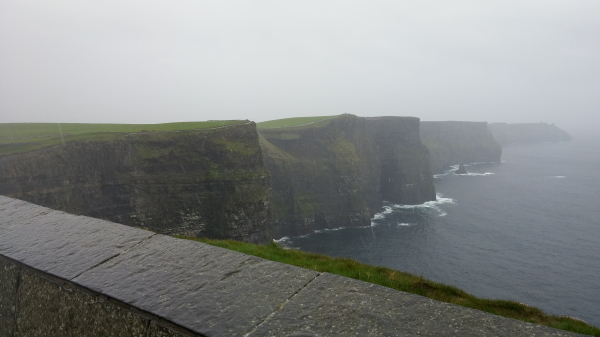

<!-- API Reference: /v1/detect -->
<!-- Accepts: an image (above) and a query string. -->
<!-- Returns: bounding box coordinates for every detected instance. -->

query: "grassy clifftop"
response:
[0,121,243,157]
[256,115,338,129]
[0,120,271,243]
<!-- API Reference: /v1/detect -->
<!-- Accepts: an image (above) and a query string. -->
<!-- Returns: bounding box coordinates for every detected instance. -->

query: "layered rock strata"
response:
[0,123,270,244]
[420,121,502,174]
[259,115,436,238]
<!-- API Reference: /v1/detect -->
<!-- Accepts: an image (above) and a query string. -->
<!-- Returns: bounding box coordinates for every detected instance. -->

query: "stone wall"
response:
[0,196,584,337]
[0,257,196,337]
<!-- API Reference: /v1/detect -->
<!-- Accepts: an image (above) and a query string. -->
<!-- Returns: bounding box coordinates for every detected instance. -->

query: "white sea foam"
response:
[382,206,393,214]
[459,172,494,176]
[435,162,498,178]
[397,222,412,227]
[371,193,455,219]
[314,227,344,233]
[434,165,460,178]
[395,193,454,217]
[394,193,455,209]
[464,161,495,167]
[371,205,393,221]
[273,236,291,243]
[549,175,566,179]
[273,236,296,249]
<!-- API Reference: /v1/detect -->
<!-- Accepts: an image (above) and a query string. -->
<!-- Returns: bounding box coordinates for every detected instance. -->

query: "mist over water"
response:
[278,138,600,326]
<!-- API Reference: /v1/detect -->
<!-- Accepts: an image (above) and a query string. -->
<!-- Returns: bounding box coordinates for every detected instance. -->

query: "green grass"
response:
[0,121,243,140]
[0,121,243,156]
[177,237,600,336]
[257,116,338,129]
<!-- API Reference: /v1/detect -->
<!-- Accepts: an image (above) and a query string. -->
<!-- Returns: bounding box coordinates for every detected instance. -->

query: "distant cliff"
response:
[0,122,271,244]
[0,117,438,242]
[259,115,435,238]
[488,123,572,145]
[420,121,502,174]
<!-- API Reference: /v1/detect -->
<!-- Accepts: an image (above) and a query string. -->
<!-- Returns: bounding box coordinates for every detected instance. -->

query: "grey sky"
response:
[1,1,598,134]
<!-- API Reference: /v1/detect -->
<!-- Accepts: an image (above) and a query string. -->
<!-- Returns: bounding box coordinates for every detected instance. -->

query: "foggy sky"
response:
[1,1,599,134]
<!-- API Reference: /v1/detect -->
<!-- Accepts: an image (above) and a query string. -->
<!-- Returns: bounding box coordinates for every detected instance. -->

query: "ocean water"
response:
[276,137,600,326]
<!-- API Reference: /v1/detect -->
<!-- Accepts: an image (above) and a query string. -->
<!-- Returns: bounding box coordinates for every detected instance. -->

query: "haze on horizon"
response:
[1,1,599,135]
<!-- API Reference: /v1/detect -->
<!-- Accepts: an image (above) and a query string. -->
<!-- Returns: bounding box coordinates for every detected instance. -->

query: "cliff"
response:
[0,122,271,244]
[420,121,502,174]
[258,115,435,238]
[488,122,573,145]
[0,117,438,242]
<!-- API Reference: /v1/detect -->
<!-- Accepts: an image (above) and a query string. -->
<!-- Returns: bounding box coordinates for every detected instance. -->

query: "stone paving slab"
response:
[250,273,583,337]
[73,234,319,337]
[0,196,154,279]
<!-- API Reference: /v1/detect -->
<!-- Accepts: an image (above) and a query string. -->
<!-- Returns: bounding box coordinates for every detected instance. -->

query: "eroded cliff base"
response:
[259,115,436,238]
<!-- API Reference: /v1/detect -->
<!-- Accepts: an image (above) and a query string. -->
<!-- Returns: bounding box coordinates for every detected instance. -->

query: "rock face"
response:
[259,115,436,238]
[488,122,573,145]
[420,121,502,174]
[455,165,467,175]
[0,117,438,242]
[0,123,271,244]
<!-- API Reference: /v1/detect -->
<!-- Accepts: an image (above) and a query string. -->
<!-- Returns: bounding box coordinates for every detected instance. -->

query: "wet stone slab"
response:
[0,258,19,337]
[0,196,155,280]
[250,273,584,337]
[73,235,319,337]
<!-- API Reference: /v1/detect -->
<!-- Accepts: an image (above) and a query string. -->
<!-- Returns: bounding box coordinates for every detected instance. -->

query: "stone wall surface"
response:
[0,257,18,337]
[0,196,587,336]
[0,122,270,244]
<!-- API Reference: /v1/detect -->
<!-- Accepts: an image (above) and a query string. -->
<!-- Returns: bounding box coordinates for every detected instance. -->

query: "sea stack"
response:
[455,164,468,175]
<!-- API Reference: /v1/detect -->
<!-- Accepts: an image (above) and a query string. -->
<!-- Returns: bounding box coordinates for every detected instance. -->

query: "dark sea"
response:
[276,137,600,327]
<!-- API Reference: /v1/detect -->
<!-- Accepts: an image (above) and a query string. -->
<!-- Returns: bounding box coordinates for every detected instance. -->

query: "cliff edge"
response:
[0,122,271,244]
[258,115,436,238]
[420,121,502,174]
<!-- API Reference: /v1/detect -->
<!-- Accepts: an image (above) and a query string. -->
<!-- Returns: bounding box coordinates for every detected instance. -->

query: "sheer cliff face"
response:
[259,115,435,238]
[420,122,502,174]
[488,123,573,145]
[0,123,271,244]
[366,117,436,204]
